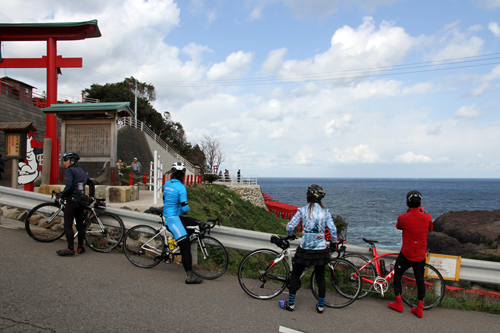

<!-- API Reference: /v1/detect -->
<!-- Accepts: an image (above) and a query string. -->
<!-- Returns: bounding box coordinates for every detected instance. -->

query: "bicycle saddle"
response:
[362,238,378,245]
[149,207,163,215]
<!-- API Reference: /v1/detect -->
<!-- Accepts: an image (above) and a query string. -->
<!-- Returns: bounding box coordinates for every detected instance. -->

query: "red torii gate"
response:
[0,20,101,184]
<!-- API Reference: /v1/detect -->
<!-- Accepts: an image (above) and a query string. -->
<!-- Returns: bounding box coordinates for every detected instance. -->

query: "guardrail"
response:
[1,185,500,285]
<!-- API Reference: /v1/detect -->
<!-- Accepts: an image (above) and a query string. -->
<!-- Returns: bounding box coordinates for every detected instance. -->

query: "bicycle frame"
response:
[263,246,330,285]
[53,197,108,240]
[356,244,441,298]
[357,246,399,296]
[135,224,210,262]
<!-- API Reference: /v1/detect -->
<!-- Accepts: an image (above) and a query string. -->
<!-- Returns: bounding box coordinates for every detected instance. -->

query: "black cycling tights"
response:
[177,216,199,272]
[289,263,326,298]
[64,200,86,250]
[393,253,426,300]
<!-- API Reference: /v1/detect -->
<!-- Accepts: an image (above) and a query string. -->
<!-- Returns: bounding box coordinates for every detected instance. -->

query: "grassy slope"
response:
[185,183,288,234]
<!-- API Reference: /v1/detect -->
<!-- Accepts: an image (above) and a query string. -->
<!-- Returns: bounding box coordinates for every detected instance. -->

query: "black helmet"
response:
[307,184,326,201]
[63,151,80,162]
[406,190,422,204]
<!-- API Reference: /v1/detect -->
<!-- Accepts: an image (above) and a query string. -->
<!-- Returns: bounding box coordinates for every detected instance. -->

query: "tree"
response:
[198,134,225,173]
[83,77,205,166]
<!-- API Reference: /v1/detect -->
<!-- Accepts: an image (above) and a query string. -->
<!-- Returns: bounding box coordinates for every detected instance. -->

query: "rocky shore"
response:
[428,209,500,258]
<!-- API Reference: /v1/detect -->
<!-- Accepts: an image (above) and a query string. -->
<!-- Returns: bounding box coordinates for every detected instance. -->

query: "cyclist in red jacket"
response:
[388,190,433,318]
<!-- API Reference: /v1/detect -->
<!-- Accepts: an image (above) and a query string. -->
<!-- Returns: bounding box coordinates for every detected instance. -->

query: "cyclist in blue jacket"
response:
[163,162,203,284]
[56,152,95,256]
[279,184,337,313]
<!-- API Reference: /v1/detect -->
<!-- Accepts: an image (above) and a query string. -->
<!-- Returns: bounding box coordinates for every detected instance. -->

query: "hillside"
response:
[183,183,288,234]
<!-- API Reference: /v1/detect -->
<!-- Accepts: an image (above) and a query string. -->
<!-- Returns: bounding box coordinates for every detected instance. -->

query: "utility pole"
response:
[134,78,138,126]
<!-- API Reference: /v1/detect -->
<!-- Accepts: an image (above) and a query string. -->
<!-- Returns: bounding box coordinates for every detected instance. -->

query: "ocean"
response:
[258,178,500,250]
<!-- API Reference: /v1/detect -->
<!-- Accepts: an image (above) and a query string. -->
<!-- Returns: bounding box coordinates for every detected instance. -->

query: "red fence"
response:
[263,192,332,240]
[1,78,47,108]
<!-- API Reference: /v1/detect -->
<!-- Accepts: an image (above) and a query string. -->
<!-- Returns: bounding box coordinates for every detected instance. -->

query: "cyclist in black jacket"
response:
[56,152,95,256]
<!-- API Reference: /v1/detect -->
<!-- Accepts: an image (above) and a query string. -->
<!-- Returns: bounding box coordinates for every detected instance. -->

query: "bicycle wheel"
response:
[343,254,376,298]
[238,249,289,299]
[123,225,165,268]
[310,258,362,308]
[400,263,445,309]
[85,212,125,253]
[25,202,66,242]
[190,236,228,280]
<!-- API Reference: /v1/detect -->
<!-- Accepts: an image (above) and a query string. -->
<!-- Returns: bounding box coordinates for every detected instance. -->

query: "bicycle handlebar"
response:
[270,234,296,250]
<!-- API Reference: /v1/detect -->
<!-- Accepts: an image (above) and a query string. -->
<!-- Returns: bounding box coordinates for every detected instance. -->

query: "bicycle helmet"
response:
[171,162,186,180]
[406,190,422,207]
[307,184,326,201]
[63,151,80,162]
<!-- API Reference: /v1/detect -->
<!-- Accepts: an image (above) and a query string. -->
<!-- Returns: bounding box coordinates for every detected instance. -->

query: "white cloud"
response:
[453,104,482,118]
[295,147,314,164]
[394,152,432,163]
[469,82,500,97]
[251,99,285,121]
[331,145,381,163]
[259,48,288,75]
[474,0,500,9]
[249,0,402,20]
[426,21,485,61]
[489,22,500,37]
[206,51,254,80]
[267,17,415,82]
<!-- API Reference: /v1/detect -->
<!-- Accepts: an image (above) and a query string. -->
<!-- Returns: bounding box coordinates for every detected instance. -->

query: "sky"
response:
[1,0,500,178]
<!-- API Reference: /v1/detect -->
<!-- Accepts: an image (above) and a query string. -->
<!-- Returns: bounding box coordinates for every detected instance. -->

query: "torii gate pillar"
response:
[0,20,101,184]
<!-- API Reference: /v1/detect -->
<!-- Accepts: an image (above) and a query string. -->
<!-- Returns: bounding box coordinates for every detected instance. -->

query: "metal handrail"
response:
[1,185,499,285]
[117,117,197,174]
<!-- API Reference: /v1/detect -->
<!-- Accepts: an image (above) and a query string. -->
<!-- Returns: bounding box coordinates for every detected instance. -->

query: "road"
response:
[0,217,499,333]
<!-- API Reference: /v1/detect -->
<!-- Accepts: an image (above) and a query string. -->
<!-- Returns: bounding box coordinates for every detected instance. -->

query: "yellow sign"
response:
[6,133,21,157]
[426,253,461,281]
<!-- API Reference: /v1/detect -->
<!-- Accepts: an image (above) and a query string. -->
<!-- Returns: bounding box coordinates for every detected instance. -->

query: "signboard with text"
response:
[5,132,26,159]
[66,124,111,156]
[426,254,461,281]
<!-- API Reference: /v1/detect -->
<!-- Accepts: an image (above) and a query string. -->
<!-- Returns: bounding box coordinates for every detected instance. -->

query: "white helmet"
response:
[171,162,186,173]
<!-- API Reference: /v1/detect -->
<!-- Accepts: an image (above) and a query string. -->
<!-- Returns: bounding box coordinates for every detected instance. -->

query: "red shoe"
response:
[77,247,86,254]
[411,300,424,318]
[56,248,75,256]
[388,295,403,312]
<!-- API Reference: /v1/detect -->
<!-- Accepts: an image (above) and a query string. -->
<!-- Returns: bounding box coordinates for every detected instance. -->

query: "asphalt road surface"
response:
[1,219,499,333]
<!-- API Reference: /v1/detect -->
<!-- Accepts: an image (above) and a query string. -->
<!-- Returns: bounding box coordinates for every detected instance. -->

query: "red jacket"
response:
[396,207,433,261]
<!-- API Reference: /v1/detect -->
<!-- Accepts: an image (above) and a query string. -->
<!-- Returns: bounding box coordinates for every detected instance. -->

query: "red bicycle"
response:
[344,238,445,310]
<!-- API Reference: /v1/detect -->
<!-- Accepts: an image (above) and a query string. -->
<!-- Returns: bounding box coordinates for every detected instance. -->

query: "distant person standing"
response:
[117,158,125,170]
[387,190,433,318]
[130,157,142,176]
[224,169,229,182]
[237,169,241,183]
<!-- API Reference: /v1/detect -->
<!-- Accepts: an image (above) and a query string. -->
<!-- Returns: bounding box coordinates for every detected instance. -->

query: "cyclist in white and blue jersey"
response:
[279,184,337,313]
[163,162,203,284]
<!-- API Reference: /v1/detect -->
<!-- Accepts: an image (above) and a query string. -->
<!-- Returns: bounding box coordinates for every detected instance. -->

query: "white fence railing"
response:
[2,186,499,285]
[117,117,197,174]
[211,173,258,185]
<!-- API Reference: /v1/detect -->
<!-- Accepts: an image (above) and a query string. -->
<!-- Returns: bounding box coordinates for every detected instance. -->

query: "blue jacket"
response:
[163,179,190,218]
[286,203,337,250]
